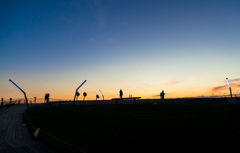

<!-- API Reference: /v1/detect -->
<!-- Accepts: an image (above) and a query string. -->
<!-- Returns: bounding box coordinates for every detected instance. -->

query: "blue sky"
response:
[1,0,240,101]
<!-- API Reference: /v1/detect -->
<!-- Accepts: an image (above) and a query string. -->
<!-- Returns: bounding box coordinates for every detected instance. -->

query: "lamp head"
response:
[99,89,103,96]
[226,78,231,88]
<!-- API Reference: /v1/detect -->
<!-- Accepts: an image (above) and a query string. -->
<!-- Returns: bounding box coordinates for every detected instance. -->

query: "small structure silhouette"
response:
[119,89,123,98]
[160,90,165,99]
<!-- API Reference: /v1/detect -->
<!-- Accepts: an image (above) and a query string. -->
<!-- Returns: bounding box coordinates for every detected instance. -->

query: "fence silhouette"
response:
[0,98,28,106]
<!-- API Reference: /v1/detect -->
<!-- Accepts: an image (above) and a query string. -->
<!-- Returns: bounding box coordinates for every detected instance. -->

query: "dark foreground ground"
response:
[46,97,239,106]
[26,103,240,153]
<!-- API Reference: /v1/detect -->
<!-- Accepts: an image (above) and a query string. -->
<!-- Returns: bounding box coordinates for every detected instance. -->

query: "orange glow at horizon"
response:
[3,77,240,102]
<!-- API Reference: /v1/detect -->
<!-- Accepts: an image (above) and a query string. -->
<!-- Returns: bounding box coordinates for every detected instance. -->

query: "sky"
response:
[1,0,240,102]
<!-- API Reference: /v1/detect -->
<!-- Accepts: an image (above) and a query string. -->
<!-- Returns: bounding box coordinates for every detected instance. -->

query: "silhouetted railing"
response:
[0,97,41,107]
[0,99,27,107]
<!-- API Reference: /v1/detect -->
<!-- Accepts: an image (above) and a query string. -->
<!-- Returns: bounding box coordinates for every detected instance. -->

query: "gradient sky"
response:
[1,0,240,101]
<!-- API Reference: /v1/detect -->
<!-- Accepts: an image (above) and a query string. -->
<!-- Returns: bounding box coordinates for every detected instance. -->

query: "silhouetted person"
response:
[44,93,47,103]
[160,90,165,99]
[46,93,50,103]
[119,89,123,98]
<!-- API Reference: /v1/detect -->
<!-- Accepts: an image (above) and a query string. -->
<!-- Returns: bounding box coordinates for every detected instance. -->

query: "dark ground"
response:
[26,102,240,153]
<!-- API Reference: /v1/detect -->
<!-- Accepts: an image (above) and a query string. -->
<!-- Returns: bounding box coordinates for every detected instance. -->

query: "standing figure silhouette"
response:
[119,89,123,98]
[160,90,165,99]
[47,93,50,103]
[44,93,47,103]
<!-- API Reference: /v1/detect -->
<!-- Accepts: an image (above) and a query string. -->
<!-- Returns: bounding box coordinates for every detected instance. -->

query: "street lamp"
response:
[74,80,87,101]
[226,78,232,98]
[9,79,30,112]
[99,89,104,100]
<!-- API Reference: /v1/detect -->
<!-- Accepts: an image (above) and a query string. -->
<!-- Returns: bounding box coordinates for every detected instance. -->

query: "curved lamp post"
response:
[74,80,87,101]
[76,92,80,101]
[9,79,30,112]
[99,89,104,100]
[226,78,232,98]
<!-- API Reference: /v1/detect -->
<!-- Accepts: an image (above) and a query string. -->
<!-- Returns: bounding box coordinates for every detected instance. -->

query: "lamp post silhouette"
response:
[74,80,87,101]
[99,89,104,100]
[76,92,80,101]
[83,92,87,101]
[9,79,30,112]
[226,78,232,98]
[96,94,99,100]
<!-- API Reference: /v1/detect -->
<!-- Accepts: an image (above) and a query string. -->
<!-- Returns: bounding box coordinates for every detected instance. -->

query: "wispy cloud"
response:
[212,84,240,92]
[223,78,240,83]
[233,84,240,88]
[212,85,228,92]
[212,78,240,93]
[161,81,180,86]
[145,55,154,61]
[230,78,240,82]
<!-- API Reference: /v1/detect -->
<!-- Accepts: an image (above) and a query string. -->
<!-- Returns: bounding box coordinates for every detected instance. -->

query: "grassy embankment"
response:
[26,104,240,153]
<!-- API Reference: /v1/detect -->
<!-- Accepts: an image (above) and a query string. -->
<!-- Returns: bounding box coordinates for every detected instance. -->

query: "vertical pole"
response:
[23,91,30,112]
[34,97,36,104]
[9,98,12,105]
[229,88,232,98]
[74,89,77,101]
[1,98,3,106]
